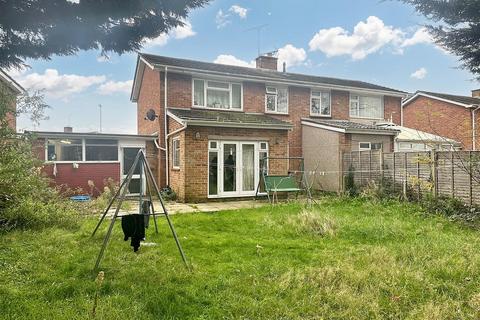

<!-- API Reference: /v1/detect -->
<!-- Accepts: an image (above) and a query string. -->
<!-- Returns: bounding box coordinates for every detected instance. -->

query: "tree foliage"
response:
[0,0,210,69]
[398,0,480,78]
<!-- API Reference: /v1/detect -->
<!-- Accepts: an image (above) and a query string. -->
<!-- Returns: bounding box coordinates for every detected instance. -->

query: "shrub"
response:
[344,165,358,196]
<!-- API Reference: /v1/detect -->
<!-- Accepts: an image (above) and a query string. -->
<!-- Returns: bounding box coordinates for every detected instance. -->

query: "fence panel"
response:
[342,150,480,206]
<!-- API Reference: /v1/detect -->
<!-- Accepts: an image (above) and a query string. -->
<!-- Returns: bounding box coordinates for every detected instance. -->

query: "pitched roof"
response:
[301,118,399,135]
[376,124,461,144]
[167,107,293,130]
[137,53,406,96]
[403,91,480,107]
[0,69,25,94]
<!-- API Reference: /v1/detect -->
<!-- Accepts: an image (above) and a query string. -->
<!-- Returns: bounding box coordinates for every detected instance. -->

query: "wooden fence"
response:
[342,150,480,205]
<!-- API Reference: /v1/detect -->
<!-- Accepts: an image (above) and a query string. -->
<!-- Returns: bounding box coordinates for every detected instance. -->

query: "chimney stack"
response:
[472,89,480,98]
[64,126,73,133]
[255,54,278,71]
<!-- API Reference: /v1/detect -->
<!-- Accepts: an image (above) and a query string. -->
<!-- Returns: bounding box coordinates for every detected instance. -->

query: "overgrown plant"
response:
[0,82,77,231]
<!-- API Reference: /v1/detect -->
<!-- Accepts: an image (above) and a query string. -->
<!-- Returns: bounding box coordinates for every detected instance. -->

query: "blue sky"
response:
[13,0,480,134]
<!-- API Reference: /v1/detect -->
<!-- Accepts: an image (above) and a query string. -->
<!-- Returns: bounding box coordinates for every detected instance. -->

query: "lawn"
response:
[2,197,480,319]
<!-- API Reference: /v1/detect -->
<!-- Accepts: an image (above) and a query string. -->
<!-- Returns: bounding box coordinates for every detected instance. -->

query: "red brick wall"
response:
[331,90,350,120]
[167,117,186,200]
[384,96,402,124]
[42,163,120,196]
[169,126,289,202]
[403,96,473,149]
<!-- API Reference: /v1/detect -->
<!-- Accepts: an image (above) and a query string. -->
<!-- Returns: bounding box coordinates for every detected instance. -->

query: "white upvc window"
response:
[359,142,383,151]
[310,90,331,116]
[193,79,242,110]
[350,94,384,119]
[172,137,180,169]
[265,86,288,114]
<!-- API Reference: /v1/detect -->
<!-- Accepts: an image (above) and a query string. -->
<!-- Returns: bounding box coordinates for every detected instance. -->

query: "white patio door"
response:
[217,141,259,197]
[120,146,145,195]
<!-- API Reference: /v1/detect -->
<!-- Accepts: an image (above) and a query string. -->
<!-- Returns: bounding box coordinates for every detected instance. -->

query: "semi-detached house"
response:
[131,53,406,201]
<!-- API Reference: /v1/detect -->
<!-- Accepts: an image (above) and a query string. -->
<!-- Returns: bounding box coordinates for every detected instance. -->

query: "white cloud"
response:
[97,80,134,95]
[402,27,433,47]
[213,55,255,68]
[144,20,196,47]
[309,16,404,60]
[215,9,231,29]
[410,67,427,79]
[230,5,248,19]
[16,69,106,98]
[277,44,307,70]
[216,5,248,29]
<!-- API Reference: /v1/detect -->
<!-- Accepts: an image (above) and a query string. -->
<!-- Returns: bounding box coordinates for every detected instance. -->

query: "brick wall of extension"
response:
[403,96,480,150]
[166,119,289,202]
[136,68,403,187]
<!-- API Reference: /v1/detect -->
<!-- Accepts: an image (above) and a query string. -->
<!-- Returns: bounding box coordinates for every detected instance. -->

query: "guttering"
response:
[181,119,292,130]
[472,105,480,150]
[150,64,407,98]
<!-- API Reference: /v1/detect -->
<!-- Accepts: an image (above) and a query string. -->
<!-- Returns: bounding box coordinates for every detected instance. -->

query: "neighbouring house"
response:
[377,123,462,152]
[302,119,399,192]
[28,128,157,196]
[0,69,25,131]
[131,53,406,200]
[402,90,480,150]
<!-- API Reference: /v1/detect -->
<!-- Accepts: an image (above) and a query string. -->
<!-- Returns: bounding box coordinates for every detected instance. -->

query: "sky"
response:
[11,0,480,134]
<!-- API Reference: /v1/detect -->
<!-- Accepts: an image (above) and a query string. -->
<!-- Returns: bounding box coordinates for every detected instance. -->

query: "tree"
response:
[398,0,480,78]
[0,0,210,69]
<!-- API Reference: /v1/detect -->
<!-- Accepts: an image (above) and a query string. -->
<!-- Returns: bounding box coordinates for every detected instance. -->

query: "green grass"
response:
[2,197,480,319]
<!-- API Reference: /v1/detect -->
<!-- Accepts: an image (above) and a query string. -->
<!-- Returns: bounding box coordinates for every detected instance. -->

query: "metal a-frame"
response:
[91,149,188,270]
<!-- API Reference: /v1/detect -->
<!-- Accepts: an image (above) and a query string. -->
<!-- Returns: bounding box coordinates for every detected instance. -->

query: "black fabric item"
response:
[121,214,145,252]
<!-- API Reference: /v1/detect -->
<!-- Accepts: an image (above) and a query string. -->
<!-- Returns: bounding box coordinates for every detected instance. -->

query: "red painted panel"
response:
[42,162,120,196]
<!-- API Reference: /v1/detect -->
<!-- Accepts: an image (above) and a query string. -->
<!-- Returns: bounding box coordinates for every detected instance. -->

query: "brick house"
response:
[131,53,406,200]
[0,69,25,131]
[29,128,157,196]
[402,91,480,150]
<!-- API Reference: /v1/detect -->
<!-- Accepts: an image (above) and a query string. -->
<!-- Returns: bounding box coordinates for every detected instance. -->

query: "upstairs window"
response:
[265,86,288,114]
[193,79,242,110]
[350,94,383,119]
[311,90,331,116]
[47,139,83,161]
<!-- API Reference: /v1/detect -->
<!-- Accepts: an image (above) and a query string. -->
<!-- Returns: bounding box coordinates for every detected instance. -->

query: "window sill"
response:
[45,161,120,164]
[265,111,289,116]
[349,116,384,120]
[192,106,244,112]
[309,114,332,118]
[172,167,181,171]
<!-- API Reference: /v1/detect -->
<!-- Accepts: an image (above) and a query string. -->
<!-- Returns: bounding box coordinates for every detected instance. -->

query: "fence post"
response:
[469,151,473,206]
[431,150,437,198]
[369,150,372,182]
[416,152,421,200]
[358,151,362,186]
[403,152,408,198]
[451,152,455,198]
[393,152,396,192]
[380,151,384,187]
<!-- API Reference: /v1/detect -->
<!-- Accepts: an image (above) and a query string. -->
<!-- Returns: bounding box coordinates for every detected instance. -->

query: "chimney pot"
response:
[472,89,480,98]
[255,55,278,71]
[64,126,73,133]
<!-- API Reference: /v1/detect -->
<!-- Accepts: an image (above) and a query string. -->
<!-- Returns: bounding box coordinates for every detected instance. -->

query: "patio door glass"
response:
[223,143,237,192]
[242,143,255,192]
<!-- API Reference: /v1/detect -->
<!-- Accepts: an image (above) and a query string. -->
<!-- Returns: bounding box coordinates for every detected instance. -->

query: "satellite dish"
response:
[145,109,158,121]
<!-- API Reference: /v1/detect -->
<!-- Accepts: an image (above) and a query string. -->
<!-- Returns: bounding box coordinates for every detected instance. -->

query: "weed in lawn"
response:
[289,208,337,236]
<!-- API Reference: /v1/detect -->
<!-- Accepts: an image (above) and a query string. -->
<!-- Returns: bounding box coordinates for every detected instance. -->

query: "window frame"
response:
[45,138,122,164]
[349,93,384,119]
[192,78,243,111]
[310,89,331,117]
[172,137,181,169]
[265,86,289,115]
[358,142,371,151]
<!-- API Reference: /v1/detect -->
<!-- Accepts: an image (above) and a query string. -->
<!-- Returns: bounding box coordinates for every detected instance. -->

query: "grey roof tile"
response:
[302,118,399,134]
[168,108,293,128]
[141,54,406,94]
[418,91,480,106]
